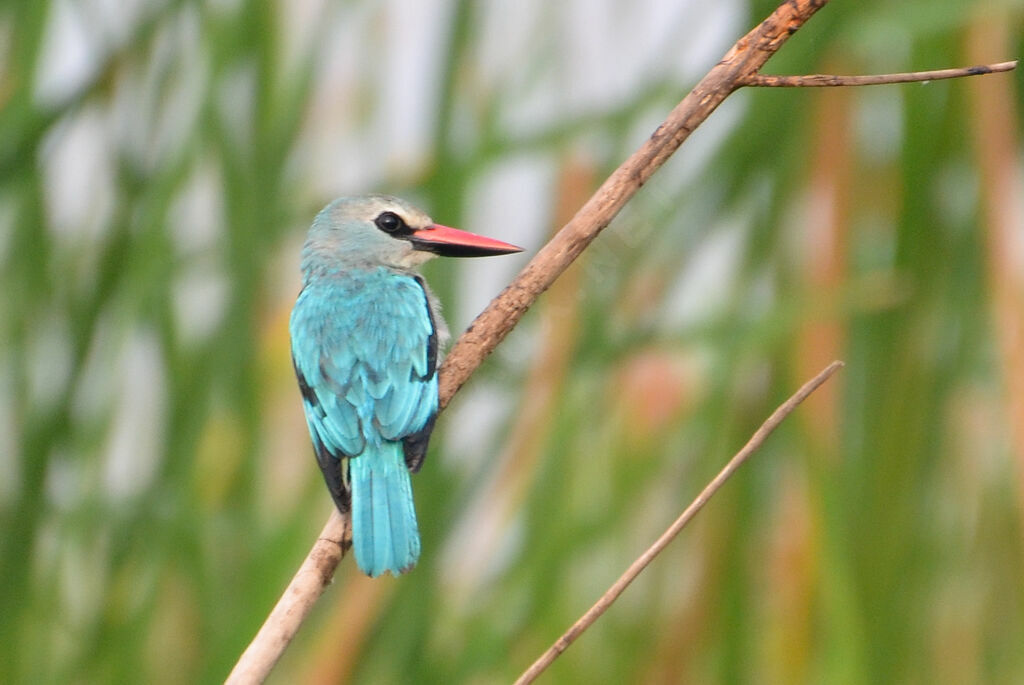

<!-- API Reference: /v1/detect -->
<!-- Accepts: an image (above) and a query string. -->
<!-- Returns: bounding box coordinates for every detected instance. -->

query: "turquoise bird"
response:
[290,195,521,577]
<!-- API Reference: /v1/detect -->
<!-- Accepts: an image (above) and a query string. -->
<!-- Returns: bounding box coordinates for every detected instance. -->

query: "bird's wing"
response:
[291,274,439,474]
[293,354,356,510]
[292,307,366,511]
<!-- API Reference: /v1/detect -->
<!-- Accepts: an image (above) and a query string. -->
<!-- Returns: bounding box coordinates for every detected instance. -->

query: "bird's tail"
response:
[349,441,421,577]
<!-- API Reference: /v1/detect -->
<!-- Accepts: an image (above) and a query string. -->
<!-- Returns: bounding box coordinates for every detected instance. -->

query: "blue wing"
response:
[289,269,438,511]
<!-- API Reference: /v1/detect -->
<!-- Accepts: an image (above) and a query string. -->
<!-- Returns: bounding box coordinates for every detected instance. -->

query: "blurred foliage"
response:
[2,1,1024,683]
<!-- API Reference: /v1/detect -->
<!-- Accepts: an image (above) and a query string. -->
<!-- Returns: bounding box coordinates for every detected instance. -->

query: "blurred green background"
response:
[2,1,1023,683]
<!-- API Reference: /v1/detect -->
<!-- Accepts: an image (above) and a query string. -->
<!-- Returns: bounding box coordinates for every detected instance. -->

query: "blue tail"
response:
[350,441,421,577]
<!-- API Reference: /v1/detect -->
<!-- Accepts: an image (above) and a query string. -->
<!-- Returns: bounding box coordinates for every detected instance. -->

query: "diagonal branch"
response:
[227,1,1014,681]
[513,361,845,685]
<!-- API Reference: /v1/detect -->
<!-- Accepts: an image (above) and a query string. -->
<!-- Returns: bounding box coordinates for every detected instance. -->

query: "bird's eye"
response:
[375,211,405,234]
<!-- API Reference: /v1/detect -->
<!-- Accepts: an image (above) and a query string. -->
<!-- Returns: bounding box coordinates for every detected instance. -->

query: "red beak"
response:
[408,224,522,258]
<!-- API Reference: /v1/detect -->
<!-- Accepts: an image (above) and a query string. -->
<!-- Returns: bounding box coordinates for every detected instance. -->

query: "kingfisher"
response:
[289,195,522,577]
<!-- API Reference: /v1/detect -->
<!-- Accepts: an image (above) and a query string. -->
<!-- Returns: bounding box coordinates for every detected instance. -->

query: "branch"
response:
[514,361,845,685]
[740,60,1017,87]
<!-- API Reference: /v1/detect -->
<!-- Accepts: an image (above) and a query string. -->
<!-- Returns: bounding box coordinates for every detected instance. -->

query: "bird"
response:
[289,195,522,577]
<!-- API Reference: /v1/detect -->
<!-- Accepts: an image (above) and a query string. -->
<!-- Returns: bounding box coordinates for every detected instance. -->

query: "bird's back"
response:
[290,267,439,575]
[290,266,440,464]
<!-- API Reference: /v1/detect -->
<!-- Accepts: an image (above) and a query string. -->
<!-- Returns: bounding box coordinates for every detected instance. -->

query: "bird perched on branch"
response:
[289,195,522,577]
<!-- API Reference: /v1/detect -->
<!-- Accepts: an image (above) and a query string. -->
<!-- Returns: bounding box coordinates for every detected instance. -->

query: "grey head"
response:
[300,194,522,279]
[301,195,436,276]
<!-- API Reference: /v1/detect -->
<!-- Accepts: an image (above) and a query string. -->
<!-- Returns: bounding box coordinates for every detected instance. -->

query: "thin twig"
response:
[740,60,1017,87]
[514,361,845,685]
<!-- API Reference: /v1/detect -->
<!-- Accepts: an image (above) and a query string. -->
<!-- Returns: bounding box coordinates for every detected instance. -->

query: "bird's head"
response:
[301,195,522,275]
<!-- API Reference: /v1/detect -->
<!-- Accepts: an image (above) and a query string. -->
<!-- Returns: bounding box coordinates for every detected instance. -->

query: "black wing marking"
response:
[313,432,351,513]
[415,275,439,381]
[402,413,436,473]
[403,277,439,472]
